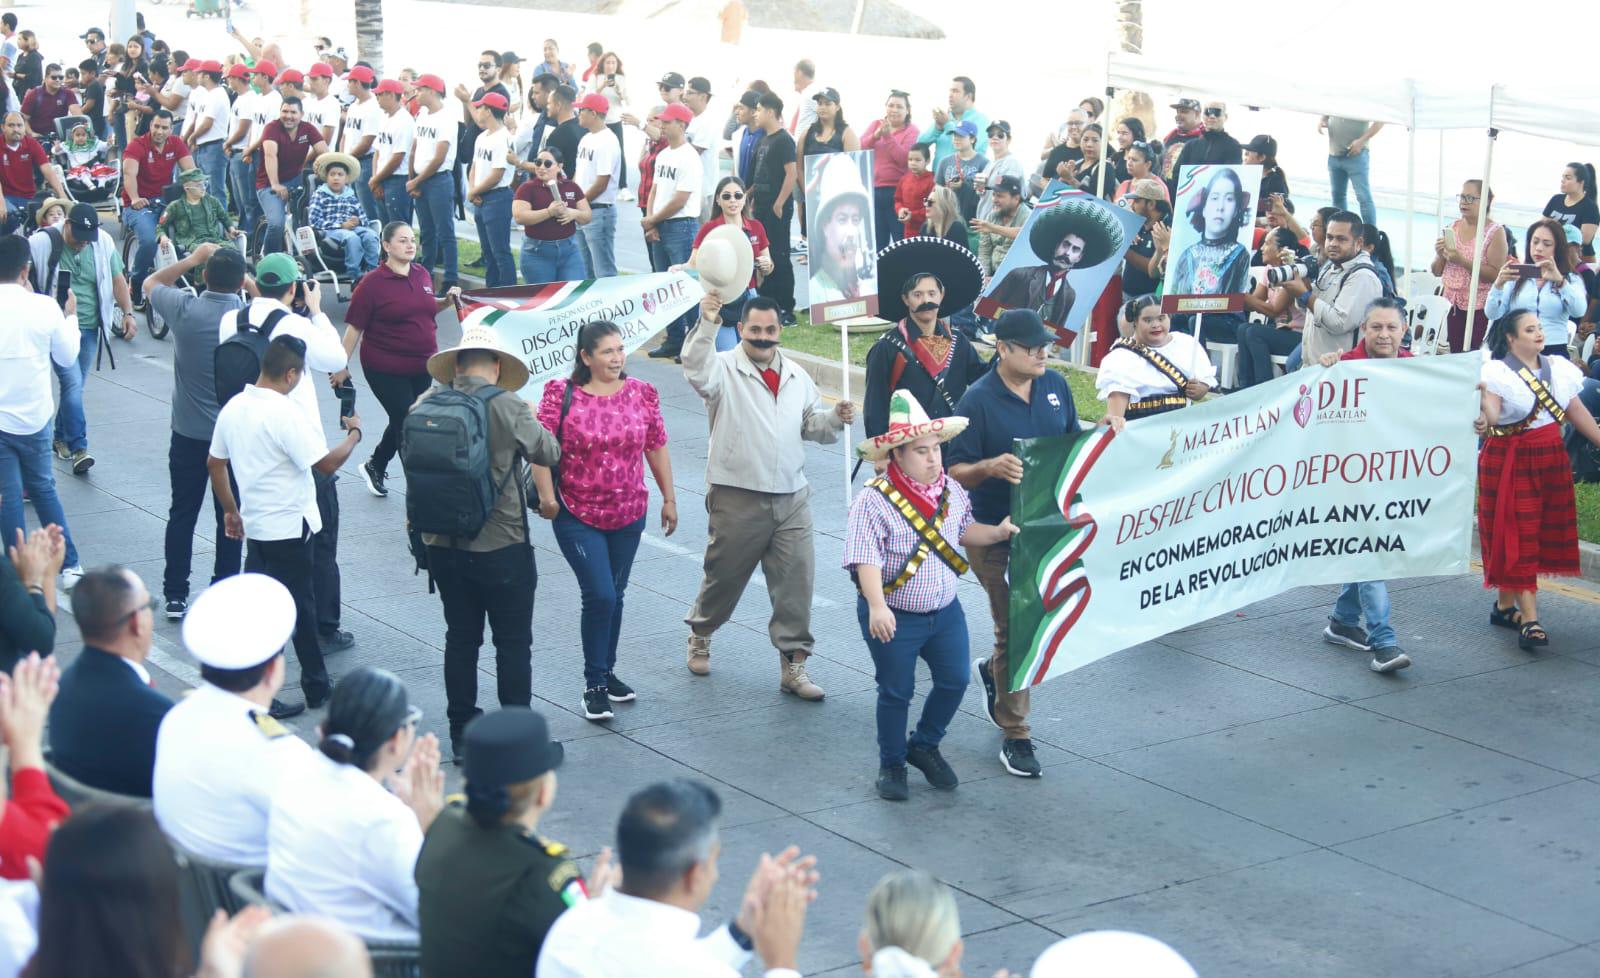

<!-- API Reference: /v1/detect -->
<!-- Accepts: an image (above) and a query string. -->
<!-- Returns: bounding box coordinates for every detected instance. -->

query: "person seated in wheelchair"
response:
[308,152,378,281]
[53,119,117,203]
[156,168,238,258]
[0,112,69,234]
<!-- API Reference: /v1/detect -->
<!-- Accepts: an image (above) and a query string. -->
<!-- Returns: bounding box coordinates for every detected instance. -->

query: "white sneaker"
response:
[616,189,635,203]
[59,566,84,591]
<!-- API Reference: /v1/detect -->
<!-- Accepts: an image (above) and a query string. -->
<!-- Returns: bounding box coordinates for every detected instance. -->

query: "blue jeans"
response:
[551,510,645,688]
[415,171,458,286]
[3,195,30,234]
[380,173,412,226]
[356,156,380,223]
[0,424,79,568]
[473,187,515,287]
[578,204,617,278]
[857,595,970,767]
[52,331,96,453]
[1327,149,1377,225]
[1332,581,1395,650]
[519,236,586,287]
[323,226,380,278]
[194,142,229,211]
[124,202,165,291]
[229,153,262,236]
[649,217,698,343]
[255,174,303,255]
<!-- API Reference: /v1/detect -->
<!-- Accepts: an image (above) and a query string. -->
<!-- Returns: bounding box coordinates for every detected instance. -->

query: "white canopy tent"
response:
[1105,53,1600,340]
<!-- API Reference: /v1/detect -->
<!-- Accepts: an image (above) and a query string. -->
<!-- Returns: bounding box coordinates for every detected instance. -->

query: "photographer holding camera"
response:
[216,253,355,657]
[1277,211,1383,367]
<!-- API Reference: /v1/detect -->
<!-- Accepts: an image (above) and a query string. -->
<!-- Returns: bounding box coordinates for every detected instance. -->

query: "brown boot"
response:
[780,656,824,700]
[686,632,712,676]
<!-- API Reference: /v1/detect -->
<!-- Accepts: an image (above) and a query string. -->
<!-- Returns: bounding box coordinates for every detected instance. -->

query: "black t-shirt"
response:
[13,50,40,98]
[1544,193,1600,258]
[750,128,796,208]
[1257,167,1290,215]
[81,80,106,130]
[1122,224,1160,296]
[546,118,583,181]
[1043,143,1082,186]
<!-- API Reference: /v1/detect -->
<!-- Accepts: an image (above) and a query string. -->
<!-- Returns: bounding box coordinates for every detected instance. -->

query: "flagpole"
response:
[841,321,853,504]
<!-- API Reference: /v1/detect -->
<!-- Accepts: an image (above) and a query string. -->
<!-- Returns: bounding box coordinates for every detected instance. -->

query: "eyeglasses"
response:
[719,191,744,201]
[1203,107,1225,117]
[532,158,556,168]
[922,197,934,206]
[118,593,160,626]
[1458,194,1481,204]
[403,704,423,730]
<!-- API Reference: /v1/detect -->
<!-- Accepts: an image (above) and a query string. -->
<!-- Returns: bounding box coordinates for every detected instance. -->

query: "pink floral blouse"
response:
[537,377,668,530]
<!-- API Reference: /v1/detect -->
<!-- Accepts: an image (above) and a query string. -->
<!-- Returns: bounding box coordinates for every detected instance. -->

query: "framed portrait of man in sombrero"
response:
[804,150,880,323]
[976,188,1142,345]
[1161,163,1263,315]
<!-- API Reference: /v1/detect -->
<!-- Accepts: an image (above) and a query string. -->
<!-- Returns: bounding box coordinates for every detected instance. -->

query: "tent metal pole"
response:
[1464,126,1498,339]
[1435,130,1446,233]
[1404,123,1416,302]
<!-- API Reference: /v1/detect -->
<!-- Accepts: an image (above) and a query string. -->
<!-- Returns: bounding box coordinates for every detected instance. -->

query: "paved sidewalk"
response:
[33,291,1600,978]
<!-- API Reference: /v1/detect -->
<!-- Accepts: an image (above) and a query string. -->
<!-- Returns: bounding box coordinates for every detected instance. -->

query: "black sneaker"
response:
[780,311,798,327]
[359,459,388,498]
[304,686,330,710]
[1370,646,1412,673]
[647,342,682,359]
[1000,738,1042,778]
[606,672,636,702]
[905,742,958,789]
[269,696,306,719]
[164,598,187,621]
[876,764,909,801]
[319,629,355,653]
[582,686,614,721]
[973,657,1001,730]
[1323,619,1372,652]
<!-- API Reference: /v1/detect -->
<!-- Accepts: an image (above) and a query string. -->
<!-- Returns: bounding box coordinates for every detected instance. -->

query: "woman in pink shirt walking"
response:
[534,321,676,722]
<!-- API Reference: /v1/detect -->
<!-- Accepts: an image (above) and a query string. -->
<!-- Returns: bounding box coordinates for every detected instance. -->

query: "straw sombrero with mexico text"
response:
[856,389,968,461]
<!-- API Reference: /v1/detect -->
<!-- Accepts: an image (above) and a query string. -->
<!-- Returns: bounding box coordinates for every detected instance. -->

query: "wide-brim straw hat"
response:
[427,324,531,391]
[856,388,968,461]
[314,151,362,181]
[696,222,754,297]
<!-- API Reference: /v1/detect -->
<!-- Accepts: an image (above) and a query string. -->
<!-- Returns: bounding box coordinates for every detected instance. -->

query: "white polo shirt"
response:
[410,106,456,176]
[193,84,231,146]
[648,141,702,218]
[375,105,414,175]
[208,383,325,541]
[574,126,620,205]
[470,126,513,191]
[341,94,383,158]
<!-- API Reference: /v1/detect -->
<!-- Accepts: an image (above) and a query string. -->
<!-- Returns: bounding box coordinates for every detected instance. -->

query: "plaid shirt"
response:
[308,186,365,233]
[843,479,975,614]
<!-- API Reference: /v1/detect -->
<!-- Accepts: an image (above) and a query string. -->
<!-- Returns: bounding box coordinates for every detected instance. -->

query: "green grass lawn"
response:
[1577,483,1600,545]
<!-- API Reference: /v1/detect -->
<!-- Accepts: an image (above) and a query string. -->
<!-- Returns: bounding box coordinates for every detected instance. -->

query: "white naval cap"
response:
[181,573,297,670]
[1030,931,1197,978]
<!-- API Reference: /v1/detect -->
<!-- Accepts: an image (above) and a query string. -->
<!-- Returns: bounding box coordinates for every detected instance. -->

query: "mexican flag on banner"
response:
[1004,354,1482,693]
[460,271,703,400]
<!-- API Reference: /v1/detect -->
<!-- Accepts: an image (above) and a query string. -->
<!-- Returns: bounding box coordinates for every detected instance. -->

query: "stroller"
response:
[53,117,121,218]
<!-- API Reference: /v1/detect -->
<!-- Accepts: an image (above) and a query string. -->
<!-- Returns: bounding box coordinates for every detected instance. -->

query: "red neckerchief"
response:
[886,459,945,519]
[760,366,780,398]
[1046,270,1069,298]
[900,320,951,380]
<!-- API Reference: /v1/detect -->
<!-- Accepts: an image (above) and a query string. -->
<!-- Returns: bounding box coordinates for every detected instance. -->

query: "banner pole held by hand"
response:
[841,321,853,505]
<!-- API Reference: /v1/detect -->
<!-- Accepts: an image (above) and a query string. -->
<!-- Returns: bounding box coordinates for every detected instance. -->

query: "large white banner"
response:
[1006,354,1481,691]
[461,271,703,399]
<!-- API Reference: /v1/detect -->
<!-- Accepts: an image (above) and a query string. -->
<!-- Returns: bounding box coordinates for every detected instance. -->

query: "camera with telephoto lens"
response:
[1265,256,1319,286]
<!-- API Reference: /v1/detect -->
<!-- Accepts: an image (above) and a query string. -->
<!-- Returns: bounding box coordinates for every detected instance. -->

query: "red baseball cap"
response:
[574,92,609,114]
[346,65,376,84]
[373,78,405,96]
[472,91,509,110]
[276,68,305,85]
[415,73,446,93]
[225,63,250,79]
[658,102,693,125]
[179,58,203,73]
[199,60,224,74]
[250,60,278,77]
[307,62,335,79]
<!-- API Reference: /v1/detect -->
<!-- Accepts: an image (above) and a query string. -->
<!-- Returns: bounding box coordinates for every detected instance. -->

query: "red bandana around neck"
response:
[760,366,781,398]
[887,459,945,519]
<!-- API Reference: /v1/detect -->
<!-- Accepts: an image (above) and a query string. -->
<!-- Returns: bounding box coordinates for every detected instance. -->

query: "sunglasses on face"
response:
[1203,107,1224,117]
[478,62,495,70]
[923,197,934,206]
[719,191,744,201]
[47,75,63,81]
[533,158,558,168]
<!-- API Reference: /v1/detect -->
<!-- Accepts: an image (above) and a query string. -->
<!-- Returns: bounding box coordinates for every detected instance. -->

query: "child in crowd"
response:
[895,144,933,238]
[157,169,237,256]
[308,153,379,280]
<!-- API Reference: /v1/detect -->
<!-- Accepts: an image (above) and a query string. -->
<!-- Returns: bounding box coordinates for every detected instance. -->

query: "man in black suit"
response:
[48,566,174,796]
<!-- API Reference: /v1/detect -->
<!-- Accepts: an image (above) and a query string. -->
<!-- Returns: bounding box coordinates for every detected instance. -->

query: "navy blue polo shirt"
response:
[946,367,1078,525]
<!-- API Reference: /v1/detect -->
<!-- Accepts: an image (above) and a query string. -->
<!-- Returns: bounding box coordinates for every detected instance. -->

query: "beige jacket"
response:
[681,316,844,494]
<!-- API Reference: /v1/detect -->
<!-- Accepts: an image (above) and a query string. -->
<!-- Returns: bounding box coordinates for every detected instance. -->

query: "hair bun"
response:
[319,732,357,764]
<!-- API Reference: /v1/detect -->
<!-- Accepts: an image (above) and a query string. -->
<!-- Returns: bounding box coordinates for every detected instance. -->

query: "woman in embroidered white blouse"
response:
[1097,295,1217,432]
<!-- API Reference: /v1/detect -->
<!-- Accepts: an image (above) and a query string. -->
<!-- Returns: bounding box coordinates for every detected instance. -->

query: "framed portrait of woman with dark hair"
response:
[1162,164,1263,314]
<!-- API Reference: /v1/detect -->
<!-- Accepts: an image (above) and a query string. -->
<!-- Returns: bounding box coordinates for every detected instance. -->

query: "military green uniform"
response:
[415,800,587,978]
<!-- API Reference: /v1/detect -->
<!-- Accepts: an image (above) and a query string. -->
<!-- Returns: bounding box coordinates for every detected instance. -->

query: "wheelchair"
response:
[282,177,374,303]
[127,182,248,340]
[53,116,120,221]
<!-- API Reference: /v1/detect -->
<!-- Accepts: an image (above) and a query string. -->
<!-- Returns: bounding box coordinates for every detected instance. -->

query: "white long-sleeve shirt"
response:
[0,283,78,435]
[537,889,800,978]
[217,298,346,443]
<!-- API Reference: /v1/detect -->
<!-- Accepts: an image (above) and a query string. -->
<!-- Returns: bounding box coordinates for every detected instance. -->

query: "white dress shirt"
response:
[0,283,78,435]
[266,753,422,942]
[217,298,346,441]
[208,384,326,541]
[152,683,314,866]
[537,889,800,978]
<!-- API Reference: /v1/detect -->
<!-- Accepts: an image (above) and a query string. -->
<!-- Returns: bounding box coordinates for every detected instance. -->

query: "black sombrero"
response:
[875,236,985,322]
[1026,196,1126,269]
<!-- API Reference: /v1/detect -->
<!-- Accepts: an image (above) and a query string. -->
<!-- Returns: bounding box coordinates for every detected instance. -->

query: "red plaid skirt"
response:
[1477,422,1579,591]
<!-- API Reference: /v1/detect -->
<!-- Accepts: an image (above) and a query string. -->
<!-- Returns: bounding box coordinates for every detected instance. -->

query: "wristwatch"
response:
[726,919,754,952]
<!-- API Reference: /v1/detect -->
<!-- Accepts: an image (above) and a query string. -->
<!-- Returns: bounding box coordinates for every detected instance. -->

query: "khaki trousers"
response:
[685,484,815,661]
[966,540,1030,739]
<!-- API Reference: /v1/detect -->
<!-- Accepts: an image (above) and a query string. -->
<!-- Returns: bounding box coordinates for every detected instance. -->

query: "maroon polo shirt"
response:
[122,133,191,203]
[0,136,48,199]
[344,261,440,376]
[514,178,584,241]
[255,120,323,189]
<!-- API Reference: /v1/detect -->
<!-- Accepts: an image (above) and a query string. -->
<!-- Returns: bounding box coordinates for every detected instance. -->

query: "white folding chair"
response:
[1409,293,1453,356]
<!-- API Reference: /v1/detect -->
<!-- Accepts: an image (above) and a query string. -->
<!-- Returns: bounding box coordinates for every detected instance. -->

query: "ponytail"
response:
[316,666,410,773]
[1572,162,1599,201]
[1123,294,1160,323]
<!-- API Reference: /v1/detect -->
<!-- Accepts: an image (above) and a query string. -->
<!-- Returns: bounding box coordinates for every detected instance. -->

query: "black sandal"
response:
[1519,621,1549,650]
[1489,602,1522,629]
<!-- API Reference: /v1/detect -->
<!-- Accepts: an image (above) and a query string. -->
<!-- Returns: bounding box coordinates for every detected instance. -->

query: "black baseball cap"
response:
[463,707,565,786]
[1243,134,1277,156]
[812,86,841,104]
[67,202,98,237]
[987,119,1012,137]
[738,90,760,109]
[994,308,1054,348]
[687,76,712,96]
[1170,97,1201,111]
[658,71,685,89]
[992,174,1023,196]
